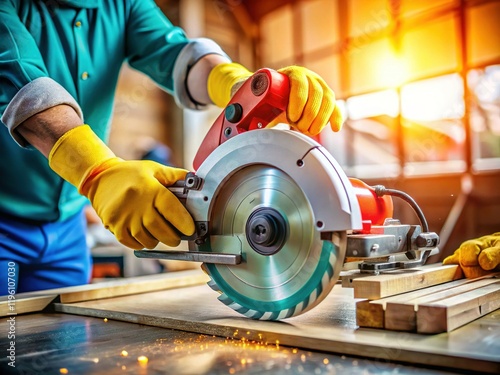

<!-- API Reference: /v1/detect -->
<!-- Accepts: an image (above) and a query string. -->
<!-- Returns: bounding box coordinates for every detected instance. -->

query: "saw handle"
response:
[193,68,290,170]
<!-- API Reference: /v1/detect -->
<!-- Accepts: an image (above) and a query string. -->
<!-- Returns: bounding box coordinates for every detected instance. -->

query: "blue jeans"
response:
[0,210,91,295]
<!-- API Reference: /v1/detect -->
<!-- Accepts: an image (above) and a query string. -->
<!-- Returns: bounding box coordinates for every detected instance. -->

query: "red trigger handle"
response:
[193,68,290,170]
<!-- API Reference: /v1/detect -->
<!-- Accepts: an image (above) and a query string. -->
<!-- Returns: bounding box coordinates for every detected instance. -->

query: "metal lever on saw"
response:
[192,68,290,170]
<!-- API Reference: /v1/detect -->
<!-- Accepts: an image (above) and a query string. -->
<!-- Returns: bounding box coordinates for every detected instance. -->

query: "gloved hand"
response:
[207,63,343,136]
[49,125,195,250]
[442,232,500,278]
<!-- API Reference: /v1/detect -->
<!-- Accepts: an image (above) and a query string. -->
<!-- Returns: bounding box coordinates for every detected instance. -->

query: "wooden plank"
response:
[385,278,499,331]
[352,264,462,299]
[0,269,209,316]
[355,300,384,328]
[0,294,58,317]
[54,284,500,374]
[417,282,500,334]
[356,276,480,328]
[59,269,209,303]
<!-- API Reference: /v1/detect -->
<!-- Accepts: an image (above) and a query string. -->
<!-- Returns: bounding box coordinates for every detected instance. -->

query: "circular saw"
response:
[135,69,440,320]
[189,127,358,320]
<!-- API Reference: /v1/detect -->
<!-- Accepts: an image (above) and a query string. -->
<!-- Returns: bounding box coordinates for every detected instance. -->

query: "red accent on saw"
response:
[349,178,393,230]
[193,68,290,170]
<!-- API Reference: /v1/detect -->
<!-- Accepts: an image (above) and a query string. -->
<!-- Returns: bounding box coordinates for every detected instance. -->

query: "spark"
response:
[137,355,148,364]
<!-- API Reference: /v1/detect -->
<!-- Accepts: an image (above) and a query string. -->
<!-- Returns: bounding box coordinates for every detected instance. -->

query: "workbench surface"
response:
[1,313,458,375]
[1,272,498,374]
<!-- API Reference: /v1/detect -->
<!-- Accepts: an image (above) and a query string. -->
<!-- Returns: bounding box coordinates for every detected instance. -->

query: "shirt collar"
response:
[54,0,99,9]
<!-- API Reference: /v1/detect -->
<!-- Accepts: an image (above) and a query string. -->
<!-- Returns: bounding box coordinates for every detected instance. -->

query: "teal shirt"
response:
[0,0,223,222]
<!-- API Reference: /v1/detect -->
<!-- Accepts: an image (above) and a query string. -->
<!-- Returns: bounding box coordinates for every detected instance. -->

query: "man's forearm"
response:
[16,104,84,157]
[186,54,229,105]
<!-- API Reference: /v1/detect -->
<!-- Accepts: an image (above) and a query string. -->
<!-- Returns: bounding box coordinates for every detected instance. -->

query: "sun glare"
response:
[401,74,465,122]
[347,90,399,120]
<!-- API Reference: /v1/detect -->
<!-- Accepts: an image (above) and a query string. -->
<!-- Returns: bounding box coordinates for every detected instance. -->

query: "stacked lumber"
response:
[349,264,500,333]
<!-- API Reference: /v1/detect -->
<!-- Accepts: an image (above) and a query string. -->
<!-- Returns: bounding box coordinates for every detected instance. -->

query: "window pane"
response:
[467,2,500,67]
[468,65,500,171]
[301,0,340,53]
[347,0,390,38]
[347,90,399,119]
[401,74,464,121]
[348,38,405,94]
[401,16,459,81]
[401,74,466,174]
[331,91,400,178]
[260,5,294,66]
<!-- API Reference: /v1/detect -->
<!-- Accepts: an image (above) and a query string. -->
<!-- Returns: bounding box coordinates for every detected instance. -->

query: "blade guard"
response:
[187,129,363,233]
[193,68,289,170]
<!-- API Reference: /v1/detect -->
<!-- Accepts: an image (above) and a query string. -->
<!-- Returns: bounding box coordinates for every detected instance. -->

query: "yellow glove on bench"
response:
[443,232,500,278]
[49,125,195,249]
[207,63,343,136]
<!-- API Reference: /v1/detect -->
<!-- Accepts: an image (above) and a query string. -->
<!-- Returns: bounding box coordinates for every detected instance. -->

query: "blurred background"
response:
[95,0,500,278]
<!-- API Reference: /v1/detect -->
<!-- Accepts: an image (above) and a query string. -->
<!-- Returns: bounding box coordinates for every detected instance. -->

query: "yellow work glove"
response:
[207,63,343,136]
[49,125,195,250]
[442,232,500,278]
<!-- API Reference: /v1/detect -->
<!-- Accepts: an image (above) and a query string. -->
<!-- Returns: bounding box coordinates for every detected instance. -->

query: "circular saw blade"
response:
[203,164,346,320]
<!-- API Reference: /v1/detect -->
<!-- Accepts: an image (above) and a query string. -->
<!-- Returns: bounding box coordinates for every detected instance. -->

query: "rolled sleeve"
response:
[2,78,83,147]
[0,2,84,146]
[172,38,231,110]
[125,0,230,110]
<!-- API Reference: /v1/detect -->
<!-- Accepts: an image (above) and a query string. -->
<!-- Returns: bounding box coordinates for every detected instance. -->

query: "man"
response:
[0,1,497,295]
[0,0,343,294]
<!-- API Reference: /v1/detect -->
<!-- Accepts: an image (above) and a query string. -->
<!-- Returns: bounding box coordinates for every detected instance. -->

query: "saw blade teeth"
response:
[217,295,251,315]
[276,309,291,320]
[308,289,318,307]
[234,305,250,315]
[218,294,230,304]
[200,263,209,275]
[327,262,334,278]
[227,301,246,313]
[207,279,222,293]
[329,249,337,266]
[242,310,255,318]
[321,272,330,291]
[316,278,324,297]
[259,312,274,320]
[294,301,305,315]
[284,306,296,319]
[243,309,264,320]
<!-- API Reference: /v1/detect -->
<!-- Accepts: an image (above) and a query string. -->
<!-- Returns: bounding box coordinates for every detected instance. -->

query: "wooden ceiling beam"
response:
[226,1,258,39]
